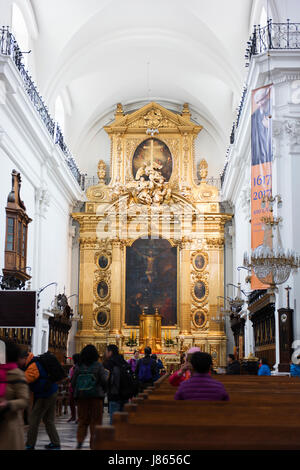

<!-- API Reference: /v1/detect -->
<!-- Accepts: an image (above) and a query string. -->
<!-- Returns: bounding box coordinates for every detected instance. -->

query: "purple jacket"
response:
[174,373,229,401]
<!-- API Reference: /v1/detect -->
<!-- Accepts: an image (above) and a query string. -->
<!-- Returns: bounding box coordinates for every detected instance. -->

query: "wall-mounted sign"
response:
[0,291,36,327]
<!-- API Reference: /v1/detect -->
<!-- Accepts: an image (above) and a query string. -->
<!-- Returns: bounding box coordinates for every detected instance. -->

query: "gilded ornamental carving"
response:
[72,101,230,366]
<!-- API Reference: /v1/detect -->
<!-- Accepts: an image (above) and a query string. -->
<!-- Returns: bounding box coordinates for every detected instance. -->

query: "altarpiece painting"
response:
[125,238,177,326]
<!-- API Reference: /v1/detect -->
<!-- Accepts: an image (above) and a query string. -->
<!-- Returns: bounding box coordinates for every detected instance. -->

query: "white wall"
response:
[222,48,300,366]
[0,54,84,354]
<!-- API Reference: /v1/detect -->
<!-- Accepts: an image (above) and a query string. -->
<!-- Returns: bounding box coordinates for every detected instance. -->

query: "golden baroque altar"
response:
[72,102,231,368]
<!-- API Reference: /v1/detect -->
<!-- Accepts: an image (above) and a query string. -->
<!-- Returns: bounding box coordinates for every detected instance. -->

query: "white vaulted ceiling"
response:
[28,0,255,177]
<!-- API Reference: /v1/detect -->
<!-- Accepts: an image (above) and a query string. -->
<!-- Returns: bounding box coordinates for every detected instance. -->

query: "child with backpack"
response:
[135,347,157,392]
[71,345,108,449]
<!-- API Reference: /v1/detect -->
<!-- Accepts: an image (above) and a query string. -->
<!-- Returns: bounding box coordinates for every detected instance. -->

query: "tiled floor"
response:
[26,405,110,451]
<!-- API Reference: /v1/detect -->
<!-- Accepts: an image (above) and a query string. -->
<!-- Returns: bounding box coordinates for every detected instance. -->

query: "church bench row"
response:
[128,393,300,408]
[93,421,300,450]
[141,385,300,397]
[99,373,300,449]
[144,389,300,399]
[156,375,300,385]
[115,407,300,425]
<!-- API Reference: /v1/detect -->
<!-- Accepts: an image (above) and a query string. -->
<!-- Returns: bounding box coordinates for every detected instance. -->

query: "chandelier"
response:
[244,195,300,292]
[212,296,234,323]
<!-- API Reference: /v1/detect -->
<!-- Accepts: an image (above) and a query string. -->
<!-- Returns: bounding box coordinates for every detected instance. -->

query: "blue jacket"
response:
[29,360,58,398]
[153,359,164,382]
[258,364,271,376]
[290,364,300,377]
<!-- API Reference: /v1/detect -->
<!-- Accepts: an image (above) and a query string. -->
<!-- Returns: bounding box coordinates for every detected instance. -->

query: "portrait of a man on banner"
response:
[251,85,272,166]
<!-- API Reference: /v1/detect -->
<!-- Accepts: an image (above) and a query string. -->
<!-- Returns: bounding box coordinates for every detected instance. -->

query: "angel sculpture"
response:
[135,162,148,180]
[135,177,153,205]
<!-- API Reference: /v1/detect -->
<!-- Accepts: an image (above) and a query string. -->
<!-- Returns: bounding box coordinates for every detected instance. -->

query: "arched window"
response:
[12,3,29,67]
[55,96,66,134]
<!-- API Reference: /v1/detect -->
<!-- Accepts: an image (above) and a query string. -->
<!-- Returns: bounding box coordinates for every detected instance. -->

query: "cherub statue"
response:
[110,180,126,200]
[152,181,167,204]
[135,177,153,205]
[135,162,148,180]
[97,160,106,182]
[198,159,208,181]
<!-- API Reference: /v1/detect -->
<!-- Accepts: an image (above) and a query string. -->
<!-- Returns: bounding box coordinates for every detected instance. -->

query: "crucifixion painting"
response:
[125,238,177,326]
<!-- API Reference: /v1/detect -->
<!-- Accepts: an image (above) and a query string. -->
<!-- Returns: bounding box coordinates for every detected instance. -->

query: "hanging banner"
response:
[251,84,273,290]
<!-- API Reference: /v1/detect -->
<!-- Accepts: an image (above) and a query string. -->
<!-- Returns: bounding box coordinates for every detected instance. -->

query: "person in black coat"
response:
[226,354,241,375]
[103,344,131,424]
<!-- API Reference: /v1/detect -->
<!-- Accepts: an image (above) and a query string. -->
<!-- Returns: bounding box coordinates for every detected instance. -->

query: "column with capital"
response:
[206,236,227,367]
[78,238,95,334]
[179,240,192,336]
[110,240,123,335]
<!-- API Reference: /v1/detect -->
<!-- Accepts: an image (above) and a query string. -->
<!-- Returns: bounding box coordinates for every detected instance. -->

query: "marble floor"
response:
[26,405,110,451]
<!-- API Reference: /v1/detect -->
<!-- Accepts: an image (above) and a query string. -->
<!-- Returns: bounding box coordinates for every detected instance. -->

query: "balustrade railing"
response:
[0,26,84,189]
[245,19,300,66]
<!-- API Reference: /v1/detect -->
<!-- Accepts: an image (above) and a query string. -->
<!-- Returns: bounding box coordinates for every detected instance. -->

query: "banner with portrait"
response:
[251,84,273,290]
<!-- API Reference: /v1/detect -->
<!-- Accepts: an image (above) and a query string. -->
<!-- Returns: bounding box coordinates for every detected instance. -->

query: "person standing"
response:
[0,341,30,450]
[151,354,164,382]
[226,354,241,375]
[25,353,61,450]
[169,347,201,387]
[68,353,80,422]
[128,350,139,374]
[135,347,157,392]
[258,358,271,376]
[290,356,300,377]
[71,345,108,449]
[103,344,136,424]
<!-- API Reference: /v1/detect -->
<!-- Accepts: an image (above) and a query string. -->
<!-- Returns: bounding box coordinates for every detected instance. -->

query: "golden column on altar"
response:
[139,308,162,353]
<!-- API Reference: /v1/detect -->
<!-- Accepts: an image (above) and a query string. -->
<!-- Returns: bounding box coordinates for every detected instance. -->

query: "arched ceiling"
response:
[30,0,254,175]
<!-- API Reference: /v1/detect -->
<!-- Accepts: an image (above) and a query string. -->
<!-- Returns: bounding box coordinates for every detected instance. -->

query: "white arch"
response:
[12,3,29,65]
[260,6,268,27]
[74,97,227,158]
[249,0,279,30]
[13,0,38,39]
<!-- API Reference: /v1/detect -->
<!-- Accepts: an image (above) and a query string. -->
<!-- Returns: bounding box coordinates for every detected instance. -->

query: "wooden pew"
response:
[93,372,300,450]
[93,421,300,450]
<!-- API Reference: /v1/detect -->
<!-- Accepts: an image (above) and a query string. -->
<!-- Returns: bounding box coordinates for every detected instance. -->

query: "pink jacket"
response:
[0,363,18,397]
[168,369,191,387]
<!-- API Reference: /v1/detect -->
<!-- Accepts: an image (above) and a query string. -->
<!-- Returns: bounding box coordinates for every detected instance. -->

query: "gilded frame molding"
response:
[191,250,208,272]
[93,306,110,329]
[191,274,209,305]
[192,308,209,330]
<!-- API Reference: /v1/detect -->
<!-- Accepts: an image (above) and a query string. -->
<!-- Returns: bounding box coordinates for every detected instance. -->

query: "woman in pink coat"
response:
[0,341,29,450]
[169,347,201,387]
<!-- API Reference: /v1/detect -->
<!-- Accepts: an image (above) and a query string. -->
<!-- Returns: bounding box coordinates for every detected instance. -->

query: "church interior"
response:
[1,0,300,452]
